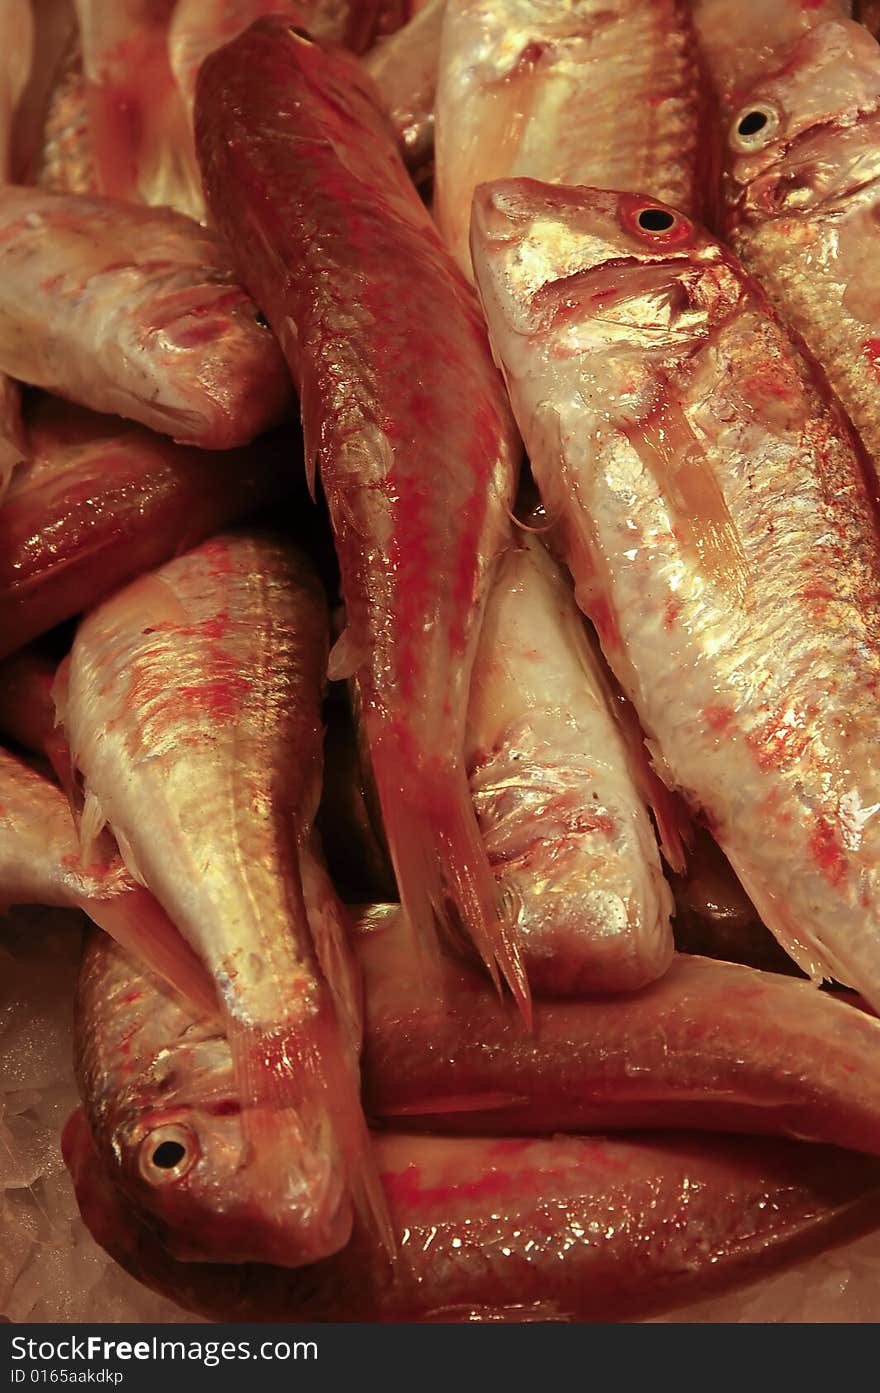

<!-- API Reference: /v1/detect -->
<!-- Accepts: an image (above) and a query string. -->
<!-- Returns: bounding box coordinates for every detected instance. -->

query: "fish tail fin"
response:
[300,838,364,1056]
[373,742,531,1025]
[81,885,219,1020]
[227,1004,393,1264]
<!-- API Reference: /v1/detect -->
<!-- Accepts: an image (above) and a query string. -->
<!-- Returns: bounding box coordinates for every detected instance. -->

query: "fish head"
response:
[102,1027,351,1268]
[725,20,880,222]
[471,179,743,411]
[61,1106,321,1322]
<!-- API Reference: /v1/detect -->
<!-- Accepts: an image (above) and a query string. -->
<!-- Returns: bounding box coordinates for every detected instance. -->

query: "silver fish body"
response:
[472,179,880,1010]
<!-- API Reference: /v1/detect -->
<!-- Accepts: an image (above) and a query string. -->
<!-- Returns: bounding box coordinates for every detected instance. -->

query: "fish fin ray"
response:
[82,885,219,1019]
[373,744,532,1025]
[79,788,109,864]
[300,837,364,1055]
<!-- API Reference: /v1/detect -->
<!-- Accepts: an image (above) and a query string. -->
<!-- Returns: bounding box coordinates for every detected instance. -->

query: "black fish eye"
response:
[255,310,270,329]
[731,103,779,150]
[139,1124,198,1184]
[738,110,768,137]
[637,208,676,233]
[152,1139,186,1169]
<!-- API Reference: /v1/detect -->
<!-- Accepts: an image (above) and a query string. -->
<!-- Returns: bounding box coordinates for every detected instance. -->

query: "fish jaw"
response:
[470,178,720,350]
[473,176,880,1012]
[467,533,673,994]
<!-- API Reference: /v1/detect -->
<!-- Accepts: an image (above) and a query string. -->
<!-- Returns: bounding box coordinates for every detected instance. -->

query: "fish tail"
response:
[81,885,219,1020]
[227,1004,393,1263]
[373,742,532,1024]
[300,837,363,1056]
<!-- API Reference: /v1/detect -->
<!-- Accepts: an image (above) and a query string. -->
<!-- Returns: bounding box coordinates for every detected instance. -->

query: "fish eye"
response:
[139,1124,198,1184]
[624,202,692,245]
[636,208,677,233]
[731,103,780,152]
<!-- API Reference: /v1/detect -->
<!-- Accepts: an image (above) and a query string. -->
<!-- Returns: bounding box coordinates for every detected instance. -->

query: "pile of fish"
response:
[5,0,880,1323]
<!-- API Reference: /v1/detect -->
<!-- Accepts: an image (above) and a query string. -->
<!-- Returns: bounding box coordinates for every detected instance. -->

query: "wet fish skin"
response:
[169,1,307,121]
[724,19,880,479]
[0,750,210,1023]
[471,179,880,1010]
[0,648,57,762]
[169,0,395,125]
[693,0,852,118]
[195,20,526,1012]
[61,532,379,1267]
[365,0,445,177]
[0,646,73,789]
[36,36,99,194]
[358,904,880,1150]
[74,925,273,1265]
[0,187,292,449]
[64,1098,880,1323]
[0,746,103,909]
[0,397,293,661]
[74,901,880,1179]
[74,0,203,219]
[467,532,673,994]
[434,0,708,277]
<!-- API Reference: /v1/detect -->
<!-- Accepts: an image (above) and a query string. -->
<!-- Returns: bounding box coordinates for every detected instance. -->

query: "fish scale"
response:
[0,187,292,450]
[65,926,880,1322]
[59,532,385,1268]
[195,20,528,1014]
[724,19,880,485]
[434,0,707,278]
[472,178,880,1011]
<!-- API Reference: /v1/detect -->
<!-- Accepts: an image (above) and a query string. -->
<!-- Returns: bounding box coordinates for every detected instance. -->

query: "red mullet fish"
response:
[434,0,708,276]
[195,20,527,1013]
[64,1096,880,1322]
[471,179,880,1011]
[58,533,386,1266]
[0,187,292,449]
[724,19,880,483]
[0,397,292,661]
[466,532,673,994]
